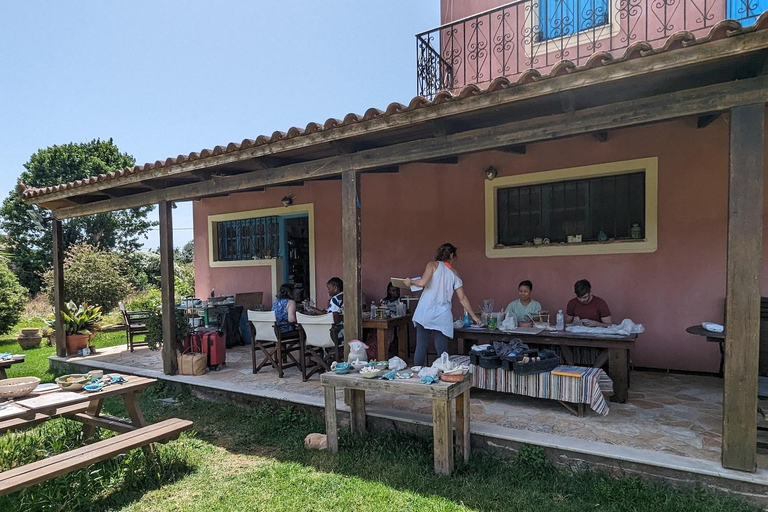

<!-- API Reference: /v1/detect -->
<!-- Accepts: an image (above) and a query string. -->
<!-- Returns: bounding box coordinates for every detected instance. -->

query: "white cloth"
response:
[412,262,463,339]
[566,318,645,336]
[702,322,724,333]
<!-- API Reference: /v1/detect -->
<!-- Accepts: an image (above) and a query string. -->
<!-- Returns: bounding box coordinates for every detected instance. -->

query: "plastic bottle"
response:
[556,309,565,331]
[370,301,377,319]
[463,309,471,327]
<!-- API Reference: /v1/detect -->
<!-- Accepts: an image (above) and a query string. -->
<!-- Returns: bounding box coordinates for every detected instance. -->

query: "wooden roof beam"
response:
[498,145,527,154]
[415,156,459,165]
[49,75,768,218]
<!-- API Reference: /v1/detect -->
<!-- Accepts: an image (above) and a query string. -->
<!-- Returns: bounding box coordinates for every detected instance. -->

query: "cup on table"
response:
[89,370,103,379]
[487,316,498,331]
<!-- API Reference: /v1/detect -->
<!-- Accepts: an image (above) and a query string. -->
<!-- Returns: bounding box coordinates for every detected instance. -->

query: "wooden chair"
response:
[119,301,150,352]
[297,312,342,382]
[247,310,301,378]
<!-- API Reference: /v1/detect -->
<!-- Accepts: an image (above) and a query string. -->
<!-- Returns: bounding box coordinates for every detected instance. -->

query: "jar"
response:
[630,223,642,239]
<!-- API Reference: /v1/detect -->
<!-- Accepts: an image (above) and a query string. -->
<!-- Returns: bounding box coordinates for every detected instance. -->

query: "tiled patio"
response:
[61,343,758,468]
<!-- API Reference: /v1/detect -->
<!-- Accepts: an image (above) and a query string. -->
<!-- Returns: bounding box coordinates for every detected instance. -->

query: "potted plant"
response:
[45,301,103,355]
[145,309,190,352]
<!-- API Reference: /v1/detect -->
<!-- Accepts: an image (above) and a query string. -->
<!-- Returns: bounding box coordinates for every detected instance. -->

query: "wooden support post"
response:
[324,385,338,453]
[349,389,366,434]
[722,104,765,472]
[159,200,177,376]
[433,398,454,475]
[341,171,362,356]
[51,218,66,358]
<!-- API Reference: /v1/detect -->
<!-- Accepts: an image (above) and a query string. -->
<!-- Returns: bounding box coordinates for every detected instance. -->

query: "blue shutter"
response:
[540,0,609,40]
[728,0,768,25]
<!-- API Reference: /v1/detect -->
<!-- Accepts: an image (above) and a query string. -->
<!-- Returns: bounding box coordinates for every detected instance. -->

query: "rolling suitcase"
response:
[203,329,226,370]
[182,331,204,353]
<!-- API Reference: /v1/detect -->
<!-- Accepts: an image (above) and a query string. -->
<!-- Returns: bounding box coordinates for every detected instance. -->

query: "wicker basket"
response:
[0,377,41,399]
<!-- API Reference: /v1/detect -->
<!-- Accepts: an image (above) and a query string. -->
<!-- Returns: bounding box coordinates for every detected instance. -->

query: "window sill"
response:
[487,238,656,259]
[209,258,281,269]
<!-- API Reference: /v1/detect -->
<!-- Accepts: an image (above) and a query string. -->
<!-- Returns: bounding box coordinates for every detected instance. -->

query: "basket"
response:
[0,377,41,399]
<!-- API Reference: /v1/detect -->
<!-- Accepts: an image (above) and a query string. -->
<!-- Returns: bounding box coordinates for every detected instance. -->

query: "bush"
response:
[44,243,132,313]
[0,258,27,334]
[123,251,161,291]
[145,309,190,350]
[174,262,195,300]
[126,287,162,311]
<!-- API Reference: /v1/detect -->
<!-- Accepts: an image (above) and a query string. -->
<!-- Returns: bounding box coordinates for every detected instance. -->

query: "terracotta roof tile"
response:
[22,18,768,201]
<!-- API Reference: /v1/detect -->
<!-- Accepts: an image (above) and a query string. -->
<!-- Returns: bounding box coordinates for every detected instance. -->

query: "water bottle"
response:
[463,309,471,327]
[556,309,565,331]
[370,301,377,319]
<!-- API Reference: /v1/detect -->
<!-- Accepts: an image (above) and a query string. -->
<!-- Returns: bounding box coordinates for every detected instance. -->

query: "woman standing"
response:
[272,283,298,333]
[405,243,481,366]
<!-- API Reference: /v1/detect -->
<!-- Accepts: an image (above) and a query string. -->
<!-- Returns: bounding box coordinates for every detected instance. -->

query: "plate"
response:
[33,383,58,393]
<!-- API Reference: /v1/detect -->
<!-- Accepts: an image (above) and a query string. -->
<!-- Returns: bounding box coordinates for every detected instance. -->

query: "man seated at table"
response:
[565,279,613,327]
[305,277,344,340]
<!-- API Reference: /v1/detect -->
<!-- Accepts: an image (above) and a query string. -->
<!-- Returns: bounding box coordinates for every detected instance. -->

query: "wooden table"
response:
[321,371,471,475]
[363,314,412,360]
[454,328,636,403]
[0,374,156,436]
[686,325,725,377]
[0,357,25,380]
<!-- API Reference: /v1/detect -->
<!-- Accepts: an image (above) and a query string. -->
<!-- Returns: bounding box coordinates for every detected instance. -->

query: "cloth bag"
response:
[177,352,206,375]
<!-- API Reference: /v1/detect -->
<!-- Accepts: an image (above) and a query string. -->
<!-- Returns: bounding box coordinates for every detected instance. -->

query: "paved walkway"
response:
[63,343,741,465]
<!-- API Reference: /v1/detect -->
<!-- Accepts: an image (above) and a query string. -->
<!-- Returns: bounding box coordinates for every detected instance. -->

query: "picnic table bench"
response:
[0,374,193,496]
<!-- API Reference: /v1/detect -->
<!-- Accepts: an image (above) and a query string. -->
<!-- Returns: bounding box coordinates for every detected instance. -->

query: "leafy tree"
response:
[43,243,132,312]
[0,259,27,335]
[0,139,155,294]
[175,240,194,264]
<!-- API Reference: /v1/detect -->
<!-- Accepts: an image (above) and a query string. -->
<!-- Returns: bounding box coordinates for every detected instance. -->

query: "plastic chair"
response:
[247,310,300,378]
[297,312,342,381]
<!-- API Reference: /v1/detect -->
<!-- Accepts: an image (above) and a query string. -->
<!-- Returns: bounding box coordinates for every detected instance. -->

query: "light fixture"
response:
[281,195,294,207]
[485,166,498,181]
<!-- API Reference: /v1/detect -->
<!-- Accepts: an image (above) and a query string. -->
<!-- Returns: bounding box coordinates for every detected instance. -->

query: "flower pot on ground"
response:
[45,301,103,356]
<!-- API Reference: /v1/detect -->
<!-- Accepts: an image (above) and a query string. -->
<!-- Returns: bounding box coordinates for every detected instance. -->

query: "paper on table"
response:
[16,391,83,410]
[390,277,423,292]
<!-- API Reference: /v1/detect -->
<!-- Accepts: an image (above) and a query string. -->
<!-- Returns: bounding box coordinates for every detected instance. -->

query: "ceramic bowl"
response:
[84,383,104,393]
[350,360,367,371]
[0,377,40,399]
[359,368,380,379]
[55,374,90,391]
[370,361,388,370]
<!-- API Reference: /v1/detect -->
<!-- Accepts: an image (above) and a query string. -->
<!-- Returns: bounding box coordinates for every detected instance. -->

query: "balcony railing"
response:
[416,0,766,98]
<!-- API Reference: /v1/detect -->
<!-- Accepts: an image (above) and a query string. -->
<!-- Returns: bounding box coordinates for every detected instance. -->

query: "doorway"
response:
[281,215,311,302]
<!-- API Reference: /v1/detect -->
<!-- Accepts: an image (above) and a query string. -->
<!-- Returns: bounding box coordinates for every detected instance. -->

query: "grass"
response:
[0,319,761,512]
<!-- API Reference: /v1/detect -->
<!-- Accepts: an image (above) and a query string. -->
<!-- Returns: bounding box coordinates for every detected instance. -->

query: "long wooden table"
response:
[362,314,412,360]
[454,328,636,403]
[321,370,471,475]
[0,357,25,380]
[0,374,156,436]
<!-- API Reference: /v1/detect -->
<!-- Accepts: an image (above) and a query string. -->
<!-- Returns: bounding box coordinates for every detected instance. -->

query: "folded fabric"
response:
[702,322,724,333]
[470,344,491,352]
[566,318,645,336]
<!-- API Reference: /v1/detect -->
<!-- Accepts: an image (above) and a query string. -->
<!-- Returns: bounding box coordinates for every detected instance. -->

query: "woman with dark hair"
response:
[272,283,297,333]
[404,243,481,366]
[504,280,542,322]
[381,282,401,314]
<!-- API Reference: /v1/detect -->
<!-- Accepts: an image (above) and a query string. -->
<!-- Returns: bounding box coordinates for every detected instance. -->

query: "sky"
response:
[0,1,440,250]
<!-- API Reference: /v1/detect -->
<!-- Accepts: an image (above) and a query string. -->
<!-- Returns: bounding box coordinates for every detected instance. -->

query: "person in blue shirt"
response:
[504,280,542,323]
[272,283,297,333]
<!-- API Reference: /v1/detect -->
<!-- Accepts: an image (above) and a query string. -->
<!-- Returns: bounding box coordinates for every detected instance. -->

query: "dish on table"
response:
[55,374,90,391]
[359,367,380,378]
[0,377,41,399]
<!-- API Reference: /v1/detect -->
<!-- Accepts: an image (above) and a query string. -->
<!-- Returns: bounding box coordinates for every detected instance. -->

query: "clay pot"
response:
[66,334,90,355]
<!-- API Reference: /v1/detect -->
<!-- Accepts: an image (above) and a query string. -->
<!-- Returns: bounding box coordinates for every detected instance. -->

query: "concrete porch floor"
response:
[49,343,768,503]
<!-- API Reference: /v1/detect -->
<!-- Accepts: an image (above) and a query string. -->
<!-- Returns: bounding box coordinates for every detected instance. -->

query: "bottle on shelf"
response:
[556,309,565,331]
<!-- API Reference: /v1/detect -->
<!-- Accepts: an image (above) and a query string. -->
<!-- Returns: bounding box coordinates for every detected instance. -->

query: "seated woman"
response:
[380,282,401,315]
[504,280,542,322]
[272,283,298,333]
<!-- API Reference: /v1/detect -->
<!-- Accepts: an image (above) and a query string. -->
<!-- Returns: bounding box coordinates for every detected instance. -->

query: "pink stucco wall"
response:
[193,115,768,373]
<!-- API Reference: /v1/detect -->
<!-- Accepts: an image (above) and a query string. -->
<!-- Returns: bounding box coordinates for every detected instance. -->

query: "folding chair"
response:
[248,310,300,378]
[297,312,342,382]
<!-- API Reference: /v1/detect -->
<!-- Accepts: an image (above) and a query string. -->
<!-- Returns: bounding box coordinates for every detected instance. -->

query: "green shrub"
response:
[145,309,190,350]
[123,250,161,291]
[126,287,162,311]
[174,262,195,300]
[44,243,132,312]
[0,258,27,334]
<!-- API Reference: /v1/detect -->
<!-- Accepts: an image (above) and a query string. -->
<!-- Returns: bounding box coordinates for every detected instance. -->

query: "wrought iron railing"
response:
[416,0,766,98]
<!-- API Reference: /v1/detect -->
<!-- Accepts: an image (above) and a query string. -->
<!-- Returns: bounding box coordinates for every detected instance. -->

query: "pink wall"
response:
[193,114,768,373]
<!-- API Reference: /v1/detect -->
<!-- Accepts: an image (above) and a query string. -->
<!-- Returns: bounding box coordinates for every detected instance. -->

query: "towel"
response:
[702,322,724,333]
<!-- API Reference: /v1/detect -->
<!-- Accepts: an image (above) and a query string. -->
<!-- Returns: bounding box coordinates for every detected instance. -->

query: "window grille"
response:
[216,216,280,261]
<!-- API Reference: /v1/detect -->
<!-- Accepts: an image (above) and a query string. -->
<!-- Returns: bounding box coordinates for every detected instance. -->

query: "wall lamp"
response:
[485,166,498,181]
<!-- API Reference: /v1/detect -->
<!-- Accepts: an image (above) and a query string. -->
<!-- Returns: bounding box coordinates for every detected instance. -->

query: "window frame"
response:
[538,0,610,41]
[484,158,658,258]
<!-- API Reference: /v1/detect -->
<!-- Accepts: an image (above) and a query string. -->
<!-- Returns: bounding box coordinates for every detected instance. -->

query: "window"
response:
[727,0,768,25]
[539,0,609,40]
[496,172,645,246]
[484,158,658,258]
[216,216,280,261]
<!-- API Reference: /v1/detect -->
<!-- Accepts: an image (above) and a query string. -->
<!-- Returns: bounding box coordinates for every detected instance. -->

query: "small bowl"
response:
[83,383,104,393]
[440,372,466,383]
[359,368,380,379]
[333,367,350,375]
[369,361,388,370]
[410,366,423,372]
[55,374,90,391]
[350,361,367,371]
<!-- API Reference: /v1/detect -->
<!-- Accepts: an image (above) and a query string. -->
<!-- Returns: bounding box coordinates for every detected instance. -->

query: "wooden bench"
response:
[0,418,193,496]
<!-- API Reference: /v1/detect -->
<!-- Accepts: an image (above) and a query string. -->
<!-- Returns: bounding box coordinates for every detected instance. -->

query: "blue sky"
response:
[0,1,439,249]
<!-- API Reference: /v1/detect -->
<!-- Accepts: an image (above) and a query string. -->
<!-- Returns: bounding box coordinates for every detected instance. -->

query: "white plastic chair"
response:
[296,312,341,381]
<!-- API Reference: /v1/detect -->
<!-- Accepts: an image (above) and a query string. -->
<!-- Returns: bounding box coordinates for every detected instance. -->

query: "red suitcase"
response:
[203,329,226,369]
[183,331,204,353]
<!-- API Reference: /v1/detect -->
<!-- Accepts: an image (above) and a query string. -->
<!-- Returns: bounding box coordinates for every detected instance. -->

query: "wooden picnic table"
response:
[454,327,636,403]
[363,313,412,360]
[321,370,471,475]
[0,374,192,496]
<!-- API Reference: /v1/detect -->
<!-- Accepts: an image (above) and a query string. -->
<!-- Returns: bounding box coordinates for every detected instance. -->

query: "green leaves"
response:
[45,300,103,335]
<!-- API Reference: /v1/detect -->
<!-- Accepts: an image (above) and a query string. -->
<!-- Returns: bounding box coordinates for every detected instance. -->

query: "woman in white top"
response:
[405,243,481,366]
[504,280,542,322]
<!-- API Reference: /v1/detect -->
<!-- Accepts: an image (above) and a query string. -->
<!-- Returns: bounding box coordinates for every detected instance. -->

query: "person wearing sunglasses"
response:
[565,279,612,327]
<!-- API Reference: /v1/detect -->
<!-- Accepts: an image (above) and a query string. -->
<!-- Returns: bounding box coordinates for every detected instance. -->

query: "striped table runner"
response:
[450,356,613,415]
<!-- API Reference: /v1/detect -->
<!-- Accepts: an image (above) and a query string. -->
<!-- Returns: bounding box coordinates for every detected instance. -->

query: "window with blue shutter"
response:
[539,0,609,41]
[728,0,768,25]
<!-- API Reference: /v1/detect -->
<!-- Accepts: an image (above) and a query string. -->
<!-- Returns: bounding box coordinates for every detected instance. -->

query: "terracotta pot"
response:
[66,334,90,355]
